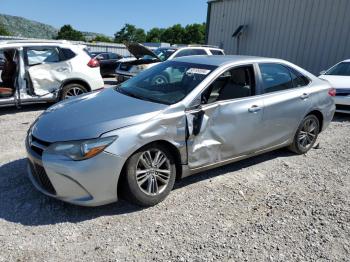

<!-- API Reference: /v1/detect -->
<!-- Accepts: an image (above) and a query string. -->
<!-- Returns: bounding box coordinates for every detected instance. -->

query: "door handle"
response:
[300,93,309,100]
[248,105,262,113]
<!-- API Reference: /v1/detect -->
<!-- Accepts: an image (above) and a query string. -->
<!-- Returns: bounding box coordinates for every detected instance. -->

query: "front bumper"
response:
[334,96,350,114]
[26,138,126,206]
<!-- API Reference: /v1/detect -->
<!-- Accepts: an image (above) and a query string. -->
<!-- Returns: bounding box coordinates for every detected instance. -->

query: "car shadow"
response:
[0,158,142,226]
[0,149,294,226]
[174,148,294,190]
[0,103,50,116]
[332,112,350,122]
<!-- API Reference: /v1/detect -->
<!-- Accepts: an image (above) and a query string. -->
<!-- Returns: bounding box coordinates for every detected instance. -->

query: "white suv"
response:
[0,40,104,107]
[116,43,225,83]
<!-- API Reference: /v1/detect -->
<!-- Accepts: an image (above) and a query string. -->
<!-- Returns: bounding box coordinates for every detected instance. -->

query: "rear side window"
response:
[210,49,224,55]
[109,53,122,59]
[59,48,76,61]
[174,49,207,58]
[99,53,109,60]
[289,68,310,87]
[26,47,60,66]
[259,64,293,93]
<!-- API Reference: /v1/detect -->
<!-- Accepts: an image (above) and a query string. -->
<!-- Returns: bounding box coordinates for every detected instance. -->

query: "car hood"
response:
[31,88,166,143]
[319,75,350,89]
[125,42,161,61]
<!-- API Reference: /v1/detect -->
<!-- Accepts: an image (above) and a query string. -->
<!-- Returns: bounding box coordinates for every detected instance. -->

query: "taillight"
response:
[87,58,99,68]
[328,88,336,97]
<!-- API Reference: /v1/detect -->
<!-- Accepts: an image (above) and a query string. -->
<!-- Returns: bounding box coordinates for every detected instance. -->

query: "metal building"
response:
[206,0,350,74]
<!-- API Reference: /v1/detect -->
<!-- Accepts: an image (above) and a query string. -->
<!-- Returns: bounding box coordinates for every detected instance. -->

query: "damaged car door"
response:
[24,46,69,96]
[186,65,264,169]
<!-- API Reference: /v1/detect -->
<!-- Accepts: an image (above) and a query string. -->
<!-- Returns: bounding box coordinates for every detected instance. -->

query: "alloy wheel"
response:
[298,118,318,150]
[135,149,171,196]
[64,86,86,99]
[152,75,168,85]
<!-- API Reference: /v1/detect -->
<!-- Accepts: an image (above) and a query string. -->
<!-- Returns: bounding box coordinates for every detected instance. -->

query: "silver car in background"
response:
[26,56,335,207]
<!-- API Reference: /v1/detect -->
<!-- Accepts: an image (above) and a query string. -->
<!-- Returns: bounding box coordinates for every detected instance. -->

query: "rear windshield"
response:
[326,62,350,76]
[116,61,217,105]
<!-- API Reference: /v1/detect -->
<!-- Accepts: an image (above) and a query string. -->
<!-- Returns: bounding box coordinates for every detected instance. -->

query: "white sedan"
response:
[319,60,350,114]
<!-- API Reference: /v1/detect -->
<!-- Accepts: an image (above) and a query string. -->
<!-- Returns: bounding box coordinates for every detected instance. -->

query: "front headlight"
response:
[50,136,117,161]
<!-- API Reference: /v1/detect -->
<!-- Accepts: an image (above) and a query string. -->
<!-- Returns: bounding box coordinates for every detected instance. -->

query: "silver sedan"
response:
[26,56,335,207]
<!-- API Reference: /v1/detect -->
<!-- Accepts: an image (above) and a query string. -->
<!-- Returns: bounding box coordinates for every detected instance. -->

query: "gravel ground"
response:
[0,103,349,261]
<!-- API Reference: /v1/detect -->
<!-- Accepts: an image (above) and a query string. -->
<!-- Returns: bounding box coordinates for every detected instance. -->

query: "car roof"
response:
[0,40,83,49]
[173,55,284,66]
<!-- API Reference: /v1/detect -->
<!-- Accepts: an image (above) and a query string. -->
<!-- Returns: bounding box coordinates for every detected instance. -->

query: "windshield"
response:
[153,48,176,61]
[116,61,217,105]
[326,62,350,76]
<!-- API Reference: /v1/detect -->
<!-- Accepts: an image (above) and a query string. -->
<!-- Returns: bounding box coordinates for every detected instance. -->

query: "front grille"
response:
[30,135,51,156]
[336,104,350,111]
[29,162,56,195]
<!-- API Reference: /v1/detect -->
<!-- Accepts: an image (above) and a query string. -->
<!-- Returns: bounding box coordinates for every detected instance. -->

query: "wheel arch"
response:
[117,140,183,196]
[60,78,92,93]
[306,110,324,133]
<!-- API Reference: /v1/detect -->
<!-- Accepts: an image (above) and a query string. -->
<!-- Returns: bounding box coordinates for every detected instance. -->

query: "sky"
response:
[0,0,208,36]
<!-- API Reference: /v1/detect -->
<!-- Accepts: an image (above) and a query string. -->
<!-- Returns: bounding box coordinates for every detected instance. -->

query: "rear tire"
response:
[123,144,176,207]
[289,114,320,154]
[61,83,88,100]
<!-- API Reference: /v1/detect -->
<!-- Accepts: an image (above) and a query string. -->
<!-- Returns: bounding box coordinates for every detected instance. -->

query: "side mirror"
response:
[319,70,326,75]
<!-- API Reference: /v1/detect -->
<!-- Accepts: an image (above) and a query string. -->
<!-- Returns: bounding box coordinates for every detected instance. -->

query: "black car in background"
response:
[90,52,123,77]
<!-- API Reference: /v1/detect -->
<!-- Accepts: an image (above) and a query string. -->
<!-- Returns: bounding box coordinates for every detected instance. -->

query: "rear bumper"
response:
[321,103,336,132]
[335,96,350,113]
[26,138,126,207]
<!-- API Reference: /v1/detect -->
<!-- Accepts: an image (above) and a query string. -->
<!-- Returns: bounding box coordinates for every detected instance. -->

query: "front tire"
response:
[289,114,320,154]
[123,144,176,207]
[61,83,88,100]
[151,74,169,85]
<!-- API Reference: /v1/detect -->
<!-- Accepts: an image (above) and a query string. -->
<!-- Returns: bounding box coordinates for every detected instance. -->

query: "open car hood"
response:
[125,42,161,61]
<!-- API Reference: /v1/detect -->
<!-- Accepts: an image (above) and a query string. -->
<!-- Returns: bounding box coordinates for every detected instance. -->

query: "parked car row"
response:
[89,51,123,77]
[0,39,343,207]
[115,43,225,83]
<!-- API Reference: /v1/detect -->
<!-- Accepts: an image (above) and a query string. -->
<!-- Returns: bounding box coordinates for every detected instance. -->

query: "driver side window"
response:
[203,65,256,104]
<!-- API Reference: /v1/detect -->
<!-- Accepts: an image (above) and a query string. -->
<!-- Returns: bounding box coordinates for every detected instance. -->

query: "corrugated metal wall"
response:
[207,0,350,74]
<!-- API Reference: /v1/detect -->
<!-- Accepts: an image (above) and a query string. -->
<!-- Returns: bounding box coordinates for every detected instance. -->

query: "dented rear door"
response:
[25,46,71,96]
[186,97,264,169]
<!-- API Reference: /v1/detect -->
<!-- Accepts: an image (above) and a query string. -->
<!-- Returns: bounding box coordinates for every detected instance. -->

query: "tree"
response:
[114,24,146,43]
[0,23,10,36]
[183,23,206,44]
[57,25,85,41]
[160,24,185,44]
[146,28,165,43]
[91,35,112,43]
